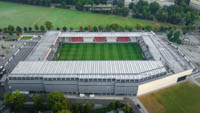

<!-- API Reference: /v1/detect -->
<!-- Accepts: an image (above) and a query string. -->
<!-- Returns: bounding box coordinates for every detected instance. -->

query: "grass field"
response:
[0,1,170,28]
[139,82,200,113]
[57,43,144,60]
[20,36,33,40]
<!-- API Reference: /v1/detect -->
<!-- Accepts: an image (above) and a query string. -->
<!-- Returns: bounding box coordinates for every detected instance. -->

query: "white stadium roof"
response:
[26,31,60,61]
[60,32,150,37]
[10,61,166,80]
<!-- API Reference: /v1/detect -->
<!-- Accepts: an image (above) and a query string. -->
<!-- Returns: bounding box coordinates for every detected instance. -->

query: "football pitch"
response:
[57,43,144,60]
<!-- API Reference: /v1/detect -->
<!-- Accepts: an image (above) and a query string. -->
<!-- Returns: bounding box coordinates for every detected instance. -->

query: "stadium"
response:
[8,31,194,96]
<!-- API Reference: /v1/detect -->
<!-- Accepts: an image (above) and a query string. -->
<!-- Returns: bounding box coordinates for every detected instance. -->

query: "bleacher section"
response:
[117,37,129,42]
[95,37,105,42]
[72,37,83,42]
[138,38,153,60]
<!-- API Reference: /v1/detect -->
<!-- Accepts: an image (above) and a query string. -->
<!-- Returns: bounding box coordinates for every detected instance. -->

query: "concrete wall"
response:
[83,37,94,42]
[63,37,71,43]
[9,80,44,92]
[106,37,117,42]
[44,80,78,93]
[137,69,193,96]
[130,37,137,42]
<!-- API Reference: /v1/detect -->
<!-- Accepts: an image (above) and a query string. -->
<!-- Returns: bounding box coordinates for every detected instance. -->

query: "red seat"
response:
[95,37,105,42]
[117,37,129,42]
[72,37,83,42]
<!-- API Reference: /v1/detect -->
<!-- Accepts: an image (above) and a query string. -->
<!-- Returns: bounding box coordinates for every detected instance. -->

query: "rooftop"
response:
[10,61,166,80]
[60,32,150,37]
[26,31,60,61]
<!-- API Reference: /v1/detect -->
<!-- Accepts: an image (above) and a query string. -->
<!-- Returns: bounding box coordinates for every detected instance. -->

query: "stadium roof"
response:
[60,32,150,37]
[10,61,166,80]
[26,31,60,61]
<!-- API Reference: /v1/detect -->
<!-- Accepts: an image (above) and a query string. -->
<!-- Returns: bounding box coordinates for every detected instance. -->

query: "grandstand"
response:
[8,31,194,96]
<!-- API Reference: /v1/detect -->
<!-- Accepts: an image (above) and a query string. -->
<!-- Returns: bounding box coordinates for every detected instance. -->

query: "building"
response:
[8,31,194,96]
[190,0,200,11]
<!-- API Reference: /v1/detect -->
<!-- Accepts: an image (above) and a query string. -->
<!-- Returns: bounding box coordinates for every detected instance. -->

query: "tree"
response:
[0,28,2,33]
[70,27,73,31]
[167,30,173,41]
[57,27,60,31]
[40,25,45,32]
[84,101,93,113]
[136,23,144,30]
[45,21,53,30]
[34,24,39,31]
[145,25,153,31]
[7,25,15,35]
[129,3,134,9]
[155,10,168,22]
[93,26,98,32]
[105,25,111,31]
[154,24,160,31]
[4,90,26,111]
[16,26,22,34]
[122,103,132,113]
[75,0,84,11]
[79,26,83,31]
[98,25,104,31]
[57,109,71,113]
[115,101,121,109]
[84,26,88,31]
[149,2,160,14]
[33,94,43,111]
[28,27,32,31]
[173,31,181,43]
[185,11,196,25]
[88,25,92,32]
[63,26,67,32]
[108,101,116,109]
[47,92,70,113]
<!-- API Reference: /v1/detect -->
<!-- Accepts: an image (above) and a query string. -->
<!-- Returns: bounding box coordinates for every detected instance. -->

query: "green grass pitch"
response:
[57,43,144,60]
[0,1,169,28]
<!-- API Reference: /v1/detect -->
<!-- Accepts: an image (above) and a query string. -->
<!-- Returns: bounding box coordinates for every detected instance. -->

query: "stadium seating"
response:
[117,37,129,42]
[72,37,83,42]
[95,37,105,42]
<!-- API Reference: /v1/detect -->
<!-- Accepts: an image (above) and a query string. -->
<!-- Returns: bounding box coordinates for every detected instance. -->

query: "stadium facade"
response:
[8,31,194,96]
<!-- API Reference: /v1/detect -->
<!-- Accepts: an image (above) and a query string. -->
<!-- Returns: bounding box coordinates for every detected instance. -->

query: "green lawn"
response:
[57,43,144,60]
[20,36,33,40]
[139,82,200,113]
[0,1,169,28]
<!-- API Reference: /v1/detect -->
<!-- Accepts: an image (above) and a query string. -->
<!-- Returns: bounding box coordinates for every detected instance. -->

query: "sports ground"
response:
[139,82,200,113]
[0,1,167,28]
[57,43,144,60]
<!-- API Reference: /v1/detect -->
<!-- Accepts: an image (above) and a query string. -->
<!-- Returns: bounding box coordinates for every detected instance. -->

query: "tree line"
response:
[129,0,199,25]
[4,90,135,113]
[1,23,199,37]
